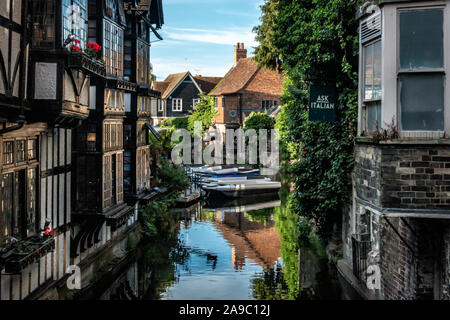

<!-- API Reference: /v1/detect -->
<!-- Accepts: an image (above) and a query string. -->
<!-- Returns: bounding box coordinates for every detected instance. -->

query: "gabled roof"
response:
[210,57,260,96]
[152,71,202,99]
[193,76,223,94]
[152,81,170,95]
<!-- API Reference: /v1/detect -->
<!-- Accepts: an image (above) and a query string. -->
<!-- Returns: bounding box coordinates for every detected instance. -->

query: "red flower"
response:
[36,250,39,254]
[74,39,80,44]
[50,230,54,235]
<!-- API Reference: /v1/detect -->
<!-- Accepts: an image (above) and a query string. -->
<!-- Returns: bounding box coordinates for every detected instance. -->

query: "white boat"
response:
[202,179,281,198]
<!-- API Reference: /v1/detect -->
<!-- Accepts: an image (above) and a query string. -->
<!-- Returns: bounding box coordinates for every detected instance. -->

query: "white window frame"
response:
[193,98,200,106]
[158,99,164,112]
[172,98,183,112]
[378,2,450,139]
[397,5,446,137]
[362,39,382,133]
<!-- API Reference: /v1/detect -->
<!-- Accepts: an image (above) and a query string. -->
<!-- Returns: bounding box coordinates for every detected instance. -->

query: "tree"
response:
[253,0,281,71]
[187,93,218,136]
[254,0,359,237]
[243,112,275,132]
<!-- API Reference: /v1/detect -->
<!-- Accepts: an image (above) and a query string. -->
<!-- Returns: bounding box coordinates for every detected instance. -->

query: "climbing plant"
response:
[254,0,359,237]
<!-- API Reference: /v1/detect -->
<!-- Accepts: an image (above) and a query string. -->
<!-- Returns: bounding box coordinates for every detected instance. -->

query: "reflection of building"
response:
[212,210,281,270]
[340,1,450,300]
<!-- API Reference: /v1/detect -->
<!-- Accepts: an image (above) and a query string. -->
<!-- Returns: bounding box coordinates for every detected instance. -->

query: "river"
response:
[88,184,360,300]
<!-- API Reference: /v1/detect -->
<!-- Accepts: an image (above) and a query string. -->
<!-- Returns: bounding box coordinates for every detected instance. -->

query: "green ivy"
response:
[255,0,359,237]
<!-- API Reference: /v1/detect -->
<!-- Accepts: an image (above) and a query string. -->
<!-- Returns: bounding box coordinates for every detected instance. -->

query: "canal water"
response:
[90,184,358,300]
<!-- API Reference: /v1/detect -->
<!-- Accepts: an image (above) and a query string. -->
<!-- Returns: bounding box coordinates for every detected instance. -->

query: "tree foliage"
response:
[254,0,359,237]
[187,93,218,136]
[243,111,275,132]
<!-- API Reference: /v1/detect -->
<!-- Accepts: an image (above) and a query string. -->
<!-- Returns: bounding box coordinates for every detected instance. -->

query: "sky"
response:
[150,0,265,81]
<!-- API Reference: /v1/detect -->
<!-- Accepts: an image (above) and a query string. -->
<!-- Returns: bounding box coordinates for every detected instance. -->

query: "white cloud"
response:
[162,26,258,47]
[152,58,230,80]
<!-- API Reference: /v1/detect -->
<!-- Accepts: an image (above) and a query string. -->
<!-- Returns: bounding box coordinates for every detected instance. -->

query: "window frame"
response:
[397,6,446,135]
[172,98,183,112]
[362,38,382,133]
[193,98,200,106]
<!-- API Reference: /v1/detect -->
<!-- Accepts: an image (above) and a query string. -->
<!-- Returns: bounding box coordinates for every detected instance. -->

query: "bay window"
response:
[0,168,38,246]
[62,0,88,49]
[103,20,124,77]
[31,0,56,48]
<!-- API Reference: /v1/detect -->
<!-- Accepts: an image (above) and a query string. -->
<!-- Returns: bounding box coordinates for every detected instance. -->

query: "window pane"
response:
[400,73,444,131]
[364,41,381,101]
[367,102,381,132]
[27,168,37,237]
[1,173,14,245]
[399,9,443,70]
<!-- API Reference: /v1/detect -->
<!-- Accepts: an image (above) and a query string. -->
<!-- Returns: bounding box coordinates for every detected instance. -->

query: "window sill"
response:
[356,136,450,145]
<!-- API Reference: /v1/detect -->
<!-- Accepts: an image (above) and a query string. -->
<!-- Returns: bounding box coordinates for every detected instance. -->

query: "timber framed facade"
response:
[0,0,164,300]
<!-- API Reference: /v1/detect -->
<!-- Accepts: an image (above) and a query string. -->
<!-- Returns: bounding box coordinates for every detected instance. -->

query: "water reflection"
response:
[90,184,352,300]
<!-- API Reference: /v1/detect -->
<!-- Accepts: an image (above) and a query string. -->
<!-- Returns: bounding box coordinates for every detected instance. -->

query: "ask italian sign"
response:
[309,85,337,122]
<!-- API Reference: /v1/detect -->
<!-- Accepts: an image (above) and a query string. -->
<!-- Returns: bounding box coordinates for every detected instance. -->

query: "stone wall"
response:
[348,142,450,300]
[355,142,450,210]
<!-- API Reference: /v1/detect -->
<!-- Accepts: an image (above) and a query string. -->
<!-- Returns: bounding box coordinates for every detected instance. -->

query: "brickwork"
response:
[355,142,450,210]
[348,142,450,300]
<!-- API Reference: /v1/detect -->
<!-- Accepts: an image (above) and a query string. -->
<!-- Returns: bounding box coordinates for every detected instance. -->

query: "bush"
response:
[244,111,275,132]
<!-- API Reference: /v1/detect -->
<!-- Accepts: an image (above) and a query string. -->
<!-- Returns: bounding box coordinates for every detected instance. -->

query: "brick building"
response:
[339,0,450,300]
[210,43,283,135]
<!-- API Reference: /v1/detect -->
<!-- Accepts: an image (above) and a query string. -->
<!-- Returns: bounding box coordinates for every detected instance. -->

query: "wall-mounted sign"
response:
[229,110,237,118]
[309,85,337,122]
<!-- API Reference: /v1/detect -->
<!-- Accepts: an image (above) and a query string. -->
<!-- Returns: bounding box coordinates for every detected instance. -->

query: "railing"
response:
[351,233,371,282]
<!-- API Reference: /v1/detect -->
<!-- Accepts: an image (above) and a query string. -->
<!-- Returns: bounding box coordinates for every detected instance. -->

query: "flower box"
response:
[66,53,106,78]
[3,238,56,274]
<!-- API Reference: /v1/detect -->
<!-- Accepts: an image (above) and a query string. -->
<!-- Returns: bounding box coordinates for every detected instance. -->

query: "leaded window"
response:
[31,0,56,48]
[0,168,38,245]
[62,0,88,49]
[137,40,150,85]
[3,141,13,165]
[16,140,25,163]
[103,20,124,77]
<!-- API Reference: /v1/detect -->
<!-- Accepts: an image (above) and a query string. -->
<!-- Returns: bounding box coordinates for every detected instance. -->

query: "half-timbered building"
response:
[122,0,163,211]
[0,0,164,300]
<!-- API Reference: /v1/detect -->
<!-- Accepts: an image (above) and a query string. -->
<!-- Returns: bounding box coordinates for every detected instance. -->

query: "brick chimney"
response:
[234,42,247,65]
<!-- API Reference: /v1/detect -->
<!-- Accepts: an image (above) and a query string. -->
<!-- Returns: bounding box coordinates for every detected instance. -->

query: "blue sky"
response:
[150,0,265,81]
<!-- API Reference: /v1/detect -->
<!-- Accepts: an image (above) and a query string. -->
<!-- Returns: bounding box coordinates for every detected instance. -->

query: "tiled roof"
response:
[193,76,223,94]
[210,57,260,96]
[152,72,189,99]
[152,81,170,95]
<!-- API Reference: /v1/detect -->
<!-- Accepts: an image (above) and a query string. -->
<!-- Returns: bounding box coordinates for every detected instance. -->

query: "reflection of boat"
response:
[202,179,282,198]
[203,199,281,214]
[203,192,280,209]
